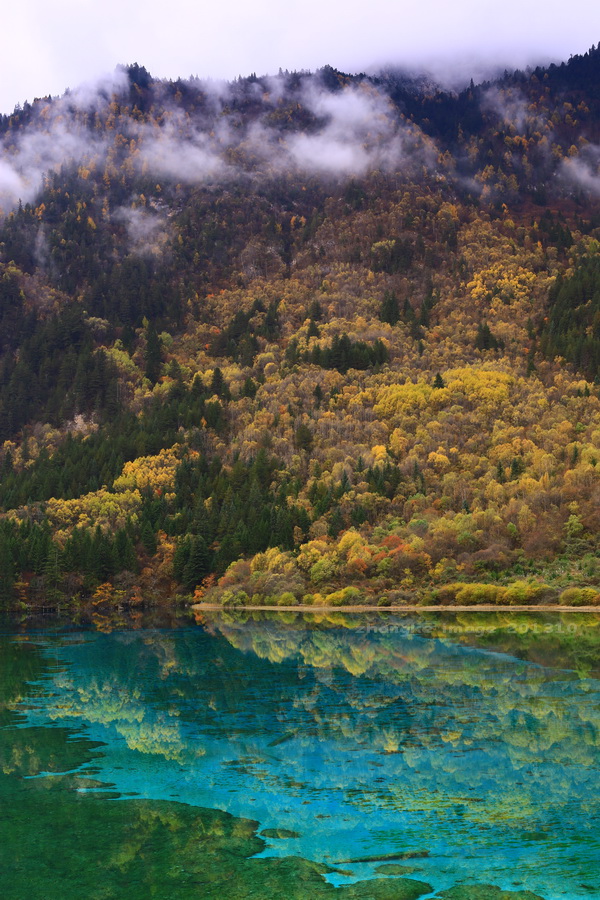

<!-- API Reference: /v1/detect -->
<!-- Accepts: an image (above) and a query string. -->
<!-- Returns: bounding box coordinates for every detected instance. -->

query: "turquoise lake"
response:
[1,610,599,899]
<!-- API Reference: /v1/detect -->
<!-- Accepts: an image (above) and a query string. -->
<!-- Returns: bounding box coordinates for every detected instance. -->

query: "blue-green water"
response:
[1,611,600,899]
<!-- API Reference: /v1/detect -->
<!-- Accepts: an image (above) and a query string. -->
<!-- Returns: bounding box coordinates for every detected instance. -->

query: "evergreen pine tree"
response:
[144,322,162,384]
[141,521,157,556]
[380,291,400,326]
[183,536,211,589]
[0,533,14,606]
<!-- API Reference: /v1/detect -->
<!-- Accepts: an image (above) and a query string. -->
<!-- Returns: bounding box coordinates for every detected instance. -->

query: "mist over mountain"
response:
[3,45,600,213]
[1,45,600,611]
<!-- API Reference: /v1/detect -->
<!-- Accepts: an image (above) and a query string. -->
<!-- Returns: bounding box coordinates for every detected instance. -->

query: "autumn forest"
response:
[2,47,600,614]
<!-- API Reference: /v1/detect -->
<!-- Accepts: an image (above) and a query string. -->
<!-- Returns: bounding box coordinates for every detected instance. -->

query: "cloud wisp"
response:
[0,117,107,211]
[113,205,172,258]
[0,70,130,210]
[561,147,600,196]
[283,83,407,176]
[0,72,440,215]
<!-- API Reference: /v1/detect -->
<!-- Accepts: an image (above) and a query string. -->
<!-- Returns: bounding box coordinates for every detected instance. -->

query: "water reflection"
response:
[0,635,437,900]
[4,613,600,899]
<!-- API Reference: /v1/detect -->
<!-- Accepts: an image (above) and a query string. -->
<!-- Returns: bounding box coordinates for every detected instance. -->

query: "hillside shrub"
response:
[559,587,600,606]
[323,586,365,606]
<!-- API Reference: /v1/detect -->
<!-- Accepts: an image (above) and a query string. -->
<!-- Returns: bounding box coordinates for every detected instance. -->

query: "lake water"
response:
[1,610,599,899]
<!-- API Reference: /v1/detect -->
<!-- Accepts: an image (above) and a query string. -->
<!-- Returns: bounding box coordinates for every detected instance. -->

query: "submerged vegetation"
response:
[2,49,600,611]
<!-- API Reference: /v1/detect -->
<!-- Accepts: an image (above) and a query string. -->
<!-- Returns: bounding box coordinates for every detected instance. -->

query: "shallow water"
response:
[1,611,599,899]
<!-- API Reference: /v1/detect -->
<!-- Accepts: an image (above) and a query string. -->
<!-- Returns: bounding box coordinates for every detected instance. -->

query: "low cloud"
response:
[0,106,110,212]
[0,70,440,216]
[113,205,171,257]
[0,70,134,212]
[136,122,228,184]
[0,159,28,209]
[561,148,600,196]
[287,130,372,175]
[65,69,130,113]
[481,86,546,135]
[252,79,437,178]
[285,83,398,175]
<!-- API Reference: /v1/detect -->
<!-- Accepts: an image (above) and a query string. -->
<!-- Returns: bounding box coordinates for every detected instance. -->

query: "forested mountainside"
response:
[3,46,600,614]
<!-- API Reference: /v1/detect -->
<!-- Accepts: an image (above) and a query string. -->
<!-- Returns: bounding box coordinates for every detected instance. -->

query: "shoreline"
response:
[192,603,600,613]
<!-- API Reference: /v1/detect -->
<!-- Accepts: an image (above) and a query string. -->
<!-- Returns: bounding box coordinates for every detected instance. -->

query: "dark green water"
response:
[1,611,599,899]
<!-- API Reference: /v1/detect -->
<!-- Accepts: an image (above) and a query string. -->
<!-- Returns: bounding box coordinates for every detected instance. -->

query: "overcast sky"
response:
[2,0,600,114]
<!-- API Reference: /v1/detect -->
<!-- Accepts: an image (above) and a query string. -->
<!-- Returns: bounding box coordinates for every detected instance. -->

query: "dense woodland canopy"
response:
[3,47,600,612]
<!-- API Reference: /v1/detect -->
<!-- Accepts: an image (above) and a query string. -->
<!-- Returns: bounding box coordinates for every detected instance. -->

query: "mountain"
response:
[1,48,600,613]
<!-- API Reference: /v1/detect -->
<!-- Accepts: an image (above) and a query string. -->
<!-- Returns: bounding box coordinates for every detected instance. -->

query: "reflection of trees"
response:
[13,618,600,871]
[1,657,437,900]
[0,636,98,777]
[34,632,208,763]
[432,611,600,677]
[208,613,600,827]
[4,632,567,900]
[0,636,47,713]
[23,628,282,763]
[2,636,439,900]
[47,673,201,762]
